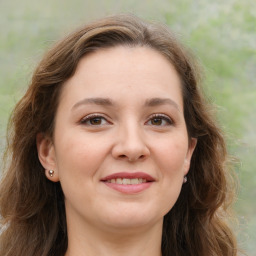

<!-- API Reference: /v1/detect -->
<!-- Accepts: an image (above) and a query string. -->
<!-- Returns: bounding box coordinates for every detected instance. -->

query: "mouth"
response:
[100,172,155,194]
[101,172,155,183]
[105,178,147,185]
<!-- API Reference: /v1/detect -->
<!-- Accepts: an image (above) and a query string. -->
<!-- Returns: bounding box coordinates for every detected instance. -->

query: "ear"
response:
[36,133,59,182]
[184,137,197,175]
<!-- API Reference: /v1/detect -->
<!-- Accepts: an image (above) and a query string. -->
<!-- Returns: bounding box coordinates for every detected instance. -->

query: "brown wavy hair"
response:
[0,14,238,256]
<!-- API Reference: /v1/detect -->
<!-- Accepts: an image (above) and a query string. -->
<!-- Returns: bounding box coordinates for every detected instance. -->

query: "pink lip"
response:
[101,172,155,181]
[100,172,155,194]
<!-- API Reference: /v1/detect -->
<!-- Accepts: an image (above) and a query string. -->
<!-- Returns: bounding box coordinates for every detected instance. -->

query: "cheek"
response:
[53,134,109,208]
[152,136,188,214]
[54,132,110,180]
[155,136,188,175]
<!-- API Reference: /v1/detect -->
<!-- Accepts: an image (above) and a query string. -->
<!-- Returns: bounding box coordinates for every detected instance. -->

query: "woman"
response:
[0,14,238,256]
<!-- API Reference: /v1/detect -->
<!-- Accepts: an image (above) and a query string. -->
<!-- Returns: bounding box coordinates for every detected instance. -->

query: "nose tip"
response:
[113,149,149,162]
[111,128,150,162]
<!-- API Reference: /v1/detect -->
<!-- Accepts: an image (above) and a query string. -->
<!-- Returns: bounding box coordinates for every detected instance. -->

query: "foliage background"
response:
[1,0,255,254]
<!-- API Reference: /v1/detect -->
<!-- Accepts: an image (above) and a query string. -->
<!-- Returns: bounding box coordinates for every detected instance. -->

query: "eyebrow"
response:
[72,97,180,111]
[72,97,114,110]
[144,97,180,111]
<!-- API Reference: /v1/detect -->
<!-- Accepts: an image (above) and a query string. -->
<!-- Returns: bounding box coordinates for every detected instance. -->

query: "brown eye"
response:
[81,115,109,126]
[89,117,103,125]
[151,118,163,126]
[146,114,173,126]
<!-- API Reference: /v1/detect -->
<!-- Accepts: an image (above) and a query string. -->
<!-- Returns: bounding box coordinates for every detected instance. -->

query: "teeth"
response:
[116,178,122,184]
[123,178,130,185]
[131,178,138,185]
[108,178,147,185]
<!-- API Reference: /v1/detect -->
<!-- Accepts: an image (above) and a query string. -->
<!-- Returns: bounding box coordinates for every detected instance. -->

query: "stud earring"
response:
[183,176,187,184]
[49,170,54,177]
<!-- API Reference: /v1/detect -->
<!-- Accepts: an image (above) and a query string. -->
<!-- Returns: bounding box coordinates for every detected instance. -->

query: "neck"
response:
[65,217,163,256]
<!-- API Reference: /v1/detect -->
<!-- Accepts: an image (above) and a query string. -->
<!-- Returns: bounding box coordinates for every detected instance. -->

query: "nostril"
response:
[116,154,147,161]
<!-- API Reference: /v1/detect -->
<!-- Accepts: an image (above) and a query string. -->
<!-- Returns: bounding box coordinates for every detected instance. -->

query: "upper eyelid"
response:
[79,112,174,124]
[147,113,173,121]
[145,113,174,126]
[80,113,111,123]
[148,113,170,118]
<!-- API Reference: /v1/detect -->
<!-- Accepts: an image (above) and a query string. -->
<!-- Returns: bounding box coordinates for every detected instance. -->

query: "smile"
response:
[101,172,154,194]
[106,178,147,185]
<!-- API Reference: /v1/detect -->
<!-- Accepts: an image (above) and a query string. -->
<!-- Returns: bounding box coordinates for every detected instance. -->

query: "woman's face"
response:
[38,46,196,232]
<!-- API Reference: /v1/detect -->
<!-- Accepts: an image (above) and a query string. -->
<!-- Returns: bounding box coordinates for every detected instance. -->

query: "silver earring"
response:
[49,170,54,177]
[183,176,187,184]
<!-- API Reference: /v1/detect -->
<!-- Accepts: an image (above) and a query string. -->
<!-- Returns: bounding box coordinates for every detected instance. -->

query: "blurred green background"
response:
[1,0,255,254]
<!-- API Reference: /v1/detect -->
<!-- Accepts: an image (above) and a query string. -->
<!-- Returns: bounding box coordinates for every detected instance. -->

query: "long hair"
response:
[0,14,238,256]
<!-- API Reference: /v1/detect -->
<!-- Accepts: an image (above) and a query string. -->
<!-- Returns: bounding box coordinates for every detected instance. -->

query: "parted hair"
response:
[0,14,238,256]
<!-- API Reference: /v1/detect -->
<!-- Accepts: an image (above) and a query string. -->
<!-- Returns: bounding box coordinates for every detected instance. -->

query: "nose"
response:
[111,123,150,162]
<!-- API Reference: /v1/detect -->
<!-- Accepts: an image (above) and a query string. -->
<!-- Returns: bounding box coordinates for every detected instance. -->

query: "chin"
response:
[99,207,162,231]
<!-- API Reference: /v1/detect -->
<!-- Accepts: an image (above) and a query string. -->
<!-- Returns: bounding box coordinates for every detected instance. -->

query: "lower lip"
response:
[103,182,153,194]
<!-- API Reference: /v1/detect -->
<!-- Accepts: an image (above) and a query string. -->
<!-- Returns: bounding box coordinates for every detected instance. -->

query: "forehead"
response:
[74,46,179,80]
[60,46,183,109]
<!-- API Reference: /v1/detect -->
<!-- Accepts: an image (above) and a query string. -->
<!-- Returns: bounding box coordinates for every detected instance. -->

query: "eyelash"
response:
[146,114,174,126]
[80,114,110,126]
[80,113,173,127]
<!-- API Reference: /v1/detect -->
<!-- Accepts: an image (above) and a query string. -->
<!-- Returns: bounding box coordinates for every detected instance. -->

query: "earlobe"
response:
[36,133,59,182]
[45,169,59,182]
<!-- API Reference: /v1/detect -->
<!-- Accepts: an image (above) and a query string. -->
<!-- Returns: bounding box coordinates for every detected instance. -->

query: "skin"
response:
[37,46,197,256]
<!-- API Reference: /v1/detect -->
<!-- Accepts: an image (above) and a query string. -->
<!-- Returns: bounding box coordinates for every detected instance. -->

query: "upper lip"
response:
[101,172,155,182]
